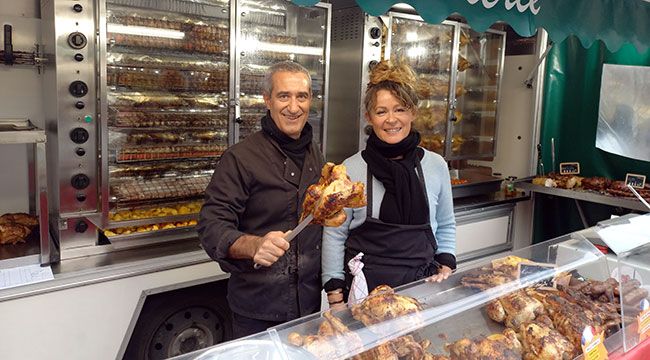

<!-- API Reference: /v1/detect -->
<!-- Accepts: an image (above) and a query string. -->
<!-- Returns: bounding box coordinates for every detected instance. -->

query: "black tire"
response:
[123,281,232,360]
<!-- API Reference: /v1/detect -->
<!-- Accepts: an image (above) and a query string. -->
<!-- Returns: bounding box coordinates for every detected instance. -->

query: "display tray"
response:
[0,119,45,144]
[0,118,35,131]
[452,170,502,198]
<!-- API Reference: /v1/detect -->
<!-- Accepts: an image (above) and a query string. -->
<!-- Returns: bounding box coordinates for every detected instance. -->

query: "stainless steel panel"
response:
[52,0,98,215]
[455,203,515,262]
[41,0,99,255]
[58,216,97,253]
[327,6,378,162]
[36,142,52,264]
[98,0,110,227]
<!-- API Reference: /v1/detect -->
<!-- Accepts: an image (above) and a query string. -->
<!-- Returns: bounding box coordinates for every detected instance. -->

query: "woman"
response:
[322,61,456,307]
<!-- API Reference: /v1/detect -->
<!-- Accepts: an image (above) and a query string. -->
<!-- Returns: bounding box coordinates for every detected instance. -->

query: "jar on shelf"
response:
[504,176,518,197]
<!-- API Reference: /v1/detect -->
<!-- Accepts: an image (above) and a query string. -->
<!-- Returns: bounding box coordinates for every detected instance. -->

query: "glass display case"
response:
[172,222,650,359]
[387,13,505,160]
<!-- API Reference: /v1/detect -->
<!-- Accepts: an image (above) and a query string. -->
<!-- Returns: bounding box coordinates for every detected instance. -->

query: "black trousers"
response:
[231,312,284,339]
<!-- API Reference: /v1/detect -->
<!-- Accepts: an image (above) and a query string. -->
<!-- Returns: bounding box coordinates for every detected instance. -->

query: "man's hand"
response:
[252,231,290,267]
[425,265,453,283]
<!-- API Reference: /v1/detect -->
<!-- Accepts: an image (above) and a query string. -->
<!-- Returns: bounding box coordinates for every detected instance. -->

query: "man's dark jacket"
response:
[198,130,325,321]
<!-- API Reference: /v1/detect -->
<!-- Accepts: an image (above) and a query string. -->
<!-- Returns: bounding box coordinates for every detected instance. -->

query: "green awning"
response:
[294,0,650,53]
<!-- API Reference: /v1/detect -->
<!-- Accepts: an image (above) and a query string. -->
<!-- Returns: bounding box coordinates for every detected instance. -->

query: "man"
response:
[198,61,325,338]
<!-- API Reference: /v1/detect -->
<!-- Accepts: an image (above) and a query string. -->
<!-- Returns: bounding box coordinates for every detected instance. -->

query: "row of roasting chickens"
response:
[286,255,648,360]
[532,173,650,200]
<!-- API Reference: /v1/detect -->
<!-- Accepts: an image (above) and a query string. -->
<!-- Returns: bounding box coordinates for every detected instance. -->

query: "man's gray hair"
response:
[263,61,312,95]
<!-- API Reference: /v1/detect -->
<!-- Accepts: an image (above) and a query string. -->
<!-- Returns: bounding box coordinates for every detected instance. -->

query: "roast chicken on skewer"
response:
[300,162,367,227]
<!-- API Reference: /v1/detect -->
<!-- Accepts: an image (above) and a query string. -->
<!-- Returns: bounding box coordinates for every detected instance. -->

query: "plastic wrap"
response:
[596,64,650,162]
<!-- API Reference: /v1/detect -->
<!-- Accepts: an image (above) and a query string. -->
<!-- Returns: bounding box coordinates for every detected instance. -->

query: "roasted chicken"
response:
[446,329,522,360]
[0,213,39,227]
[288,309,434,360]
[351,285,423,327]
[0,213,38,245]
[519,321,574,360]
[486,290,544,328]
[287,310,364,359]
[300,162,366,227]
[526,287,601,352]
[0,223,31,245]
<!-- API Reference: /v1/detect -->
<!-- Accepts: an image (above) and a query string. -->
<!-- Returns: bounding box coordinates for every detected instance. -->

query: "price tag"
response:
[518,261,556,287]
[625,173,646,189]
[638,299,650,342]
[559,162,581,175]
[581,326,608,360]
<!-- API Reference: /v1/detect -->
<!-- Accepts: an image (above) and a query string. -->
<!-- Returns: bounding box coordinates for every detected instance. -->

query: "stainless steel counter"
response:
[453,191,530,213]
[0,237,212,302]
[516,179,649,213]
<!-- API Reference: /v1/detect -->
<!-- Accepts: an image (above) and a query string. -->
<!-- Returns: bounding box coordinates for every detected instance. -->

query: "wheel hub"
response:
[147,306,225,360]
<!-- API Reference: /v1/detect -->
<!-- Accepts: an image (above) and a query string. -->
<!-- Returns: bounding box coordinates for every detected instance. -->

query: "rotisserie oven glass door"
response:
[449,26,505,159]
[236,0,329,148]
[387,14,455,157]
[103,0,230,236]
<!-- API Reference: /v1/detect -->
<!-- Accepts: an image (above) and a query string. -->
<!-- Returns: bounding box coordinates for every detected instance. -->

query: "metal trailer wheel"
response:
[124,282,232,360]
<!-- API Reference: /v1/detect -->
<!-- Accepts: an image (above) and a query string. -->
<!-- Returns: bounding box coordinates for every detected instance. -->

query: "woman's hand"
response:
[425,265,453,283]
[327,288,346,310]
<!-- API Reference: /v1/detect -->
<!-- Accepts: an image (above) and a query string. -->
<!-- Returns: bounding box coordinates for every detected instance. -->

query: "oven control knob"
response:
[75,147,86,156]
[76,193,87,202]
[75,220,89,233]
[74,53,84,62]
[71,174,90,190]
[68,32,87,49]
[369,27,381,40]
[70,127,89,144]
[69,81,88,97]
[73,4,83,13]
[75,101,85,109]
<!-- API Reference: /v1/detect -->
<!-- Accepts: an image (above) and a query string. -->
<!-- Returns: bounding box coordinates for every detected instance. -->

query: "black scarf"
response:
[261,111,313,169]
[361,130,428,225]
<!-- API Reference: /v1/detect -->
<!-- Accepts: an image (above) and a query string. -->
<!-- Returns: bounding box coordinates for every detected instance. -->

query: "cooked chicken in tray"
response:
[301,162,367,227]
[0,213,38,245]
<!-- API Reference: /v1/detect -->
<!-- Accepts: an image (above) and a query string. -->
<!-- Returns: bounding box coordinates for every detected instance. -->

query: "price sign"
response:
[518,262,556,287]
[581,325,608,360]
[638,299,650,342]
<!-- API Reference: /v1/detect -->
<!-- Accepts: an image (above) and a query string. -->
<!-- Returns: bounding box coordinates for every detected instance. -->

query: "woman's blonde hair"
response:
[364,60,419,113]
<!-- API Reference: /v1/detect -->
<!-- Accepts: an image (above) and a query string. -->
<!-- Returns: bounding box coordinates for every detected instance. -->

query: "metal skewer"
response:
[627,184,650,211]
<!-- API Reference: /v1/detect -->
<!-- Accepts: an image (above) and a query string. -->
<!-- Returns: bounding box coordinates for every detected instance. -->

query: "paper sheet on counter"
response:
[0,263,54,290]
[597,215,650,255]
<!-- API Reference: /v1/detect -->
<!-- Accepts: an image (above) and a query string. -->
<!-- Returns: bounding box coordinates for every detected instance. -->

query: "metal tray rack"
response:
[0,119,51,265]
